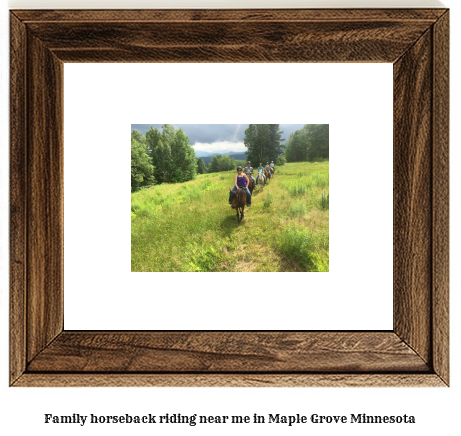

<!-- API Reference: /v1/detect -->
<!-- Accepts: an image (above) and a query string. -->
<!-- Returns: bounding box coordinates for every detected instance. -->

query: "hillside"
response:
[131,161,329,272]
[200,152,247,165]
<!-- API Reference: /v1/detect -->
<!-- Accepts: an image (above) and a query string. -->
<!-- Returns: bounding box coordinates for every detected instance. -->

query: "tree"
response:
[219,155,235,172]
[208,154,222,173]
[145,126,165,183]
[160,124,176,183]
[197,158,207,174]
[131,135,155,191]
[305,124,329,160]
[268,124,284,160]
[131,129,145,144]
[182,141,198,182]
[171,128,186,179]
[284,130,306,162]
[284,124,329,162]
[276,153,287,165]
[144,124,197,183]
[244,124,283,165]
[234,159,247,168]
[244,124,269,164]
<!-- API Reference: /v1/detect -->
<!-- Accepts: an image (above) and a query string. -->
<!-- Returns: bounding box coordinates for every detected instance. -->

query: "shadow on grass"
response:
[218,207,247,237]
[252,187,266,196]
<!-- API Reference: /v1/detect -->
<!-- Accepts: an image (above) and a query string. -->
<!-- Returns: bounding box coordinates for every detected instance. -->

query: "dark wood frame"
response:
[10,9,449,387]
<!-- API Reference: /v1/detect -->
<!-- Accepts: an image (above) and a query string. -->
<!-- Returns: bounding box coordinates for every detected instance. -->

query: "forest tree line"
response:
[131,124,198,191]
[284,124,329,162]
[131,124,329,191]
[242,123,328,166]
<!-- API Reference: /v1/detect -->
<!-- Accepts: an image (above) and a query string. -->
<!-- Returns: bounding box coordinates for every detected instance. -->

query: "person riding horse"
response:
[265,162,272,179]
[243,161,256,189]
[256,162,266,185]
[229,166,252,207]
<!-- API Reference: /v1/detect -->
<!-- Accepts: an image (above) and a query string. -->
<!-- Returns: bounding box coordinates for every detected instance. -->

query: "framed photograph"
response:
[10,9,449,386]
[127,122,329,272]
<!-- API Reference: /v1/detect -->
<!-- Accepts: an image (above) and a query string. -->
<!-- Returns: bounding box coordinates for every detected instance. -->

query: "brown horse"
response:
[264,168,270,183]
[229,188,246,224]
[247,177,254,195]
[270,167,275,178]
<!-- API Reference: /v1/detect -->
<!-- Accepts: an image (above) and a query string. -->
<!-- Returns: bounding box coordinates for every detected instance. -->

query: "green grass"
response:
[263,192,273,209]
[319,191,329,210]
[131,161,329,272]
[288,200,308,217]
[277,225,329,272]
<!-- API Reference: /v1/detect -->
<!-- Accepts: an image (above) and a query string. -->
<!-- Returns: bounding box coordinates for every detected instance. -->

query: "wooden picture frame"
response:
[10,9,449,387]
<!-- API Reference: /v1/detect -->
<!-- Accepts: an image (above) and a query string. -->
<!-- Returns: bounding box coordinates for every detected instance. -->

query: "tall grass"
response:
[263,192,273,209]
[288,183,308,197]
[131,161,329,272]
[319,191,329,210]
[311,171,329,188]
[183,243,223,272]
[289,201,307,217]
[277,225,329,272]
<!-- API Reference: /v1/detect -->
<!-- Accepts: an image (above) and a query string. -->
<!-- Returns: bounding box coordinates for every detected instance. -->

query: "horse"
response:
[257,172,265,191]
[270,167,275,178]
[264,168,270,183]
[229,188,246,224]
[247,177,254,195]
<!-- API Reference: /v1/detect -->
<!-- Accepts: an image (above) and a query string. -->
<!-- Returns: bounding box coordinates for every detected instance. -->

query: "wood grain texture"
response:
[27,332,429,373]
[432,11,449,385]
[9,13,27,385]
[13,374,446,388]
[27,21,432,63]
[393,29,433,364]
[26,34,64,362]
[12,9,447,22]
[9,9,449,387]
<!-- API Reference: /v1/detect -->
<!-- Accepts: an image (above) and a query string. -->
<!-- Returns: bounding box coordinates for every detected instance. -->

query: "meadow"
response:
[131,161,329,272]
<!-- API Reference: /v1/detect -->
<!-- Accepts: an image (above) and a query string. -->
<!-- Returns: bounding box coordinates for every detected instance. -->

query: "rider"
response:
[256,162,266,185]
[243,161,256,188]
[265,162,272,179]
[229,166,251,207]
[270,161,275,170]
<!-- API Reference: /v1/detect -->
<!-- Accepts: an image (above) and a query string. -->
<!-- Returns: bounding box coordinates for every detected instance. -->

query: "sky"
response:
[131,124,306,155]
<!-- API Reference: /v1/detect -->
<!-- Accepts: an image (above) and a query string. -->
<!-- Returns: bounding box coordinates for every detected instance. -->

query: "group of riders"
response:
[228,161,275,207]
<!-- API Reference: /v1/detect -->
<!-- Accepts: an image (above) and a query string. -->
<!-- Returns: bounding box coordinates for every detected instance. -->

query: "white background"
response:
[64,63,392,330]
[1,1,459,436]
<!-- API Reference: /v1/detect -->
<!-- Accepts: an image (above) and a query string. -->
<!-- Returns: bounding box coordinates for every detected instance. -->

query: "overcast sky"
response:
[131,124,305,154]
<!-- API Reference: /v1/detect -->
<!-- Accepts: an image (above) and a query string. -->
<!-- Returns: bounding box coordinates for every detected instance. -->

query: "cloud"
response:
[131,124,309,147]
[131,124,247,145]
[193,141,246,153]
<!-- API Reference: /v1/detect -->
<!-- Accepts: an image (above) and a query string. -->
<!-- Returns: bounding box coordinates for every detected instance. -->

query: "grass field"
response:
[131,161,329,272]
